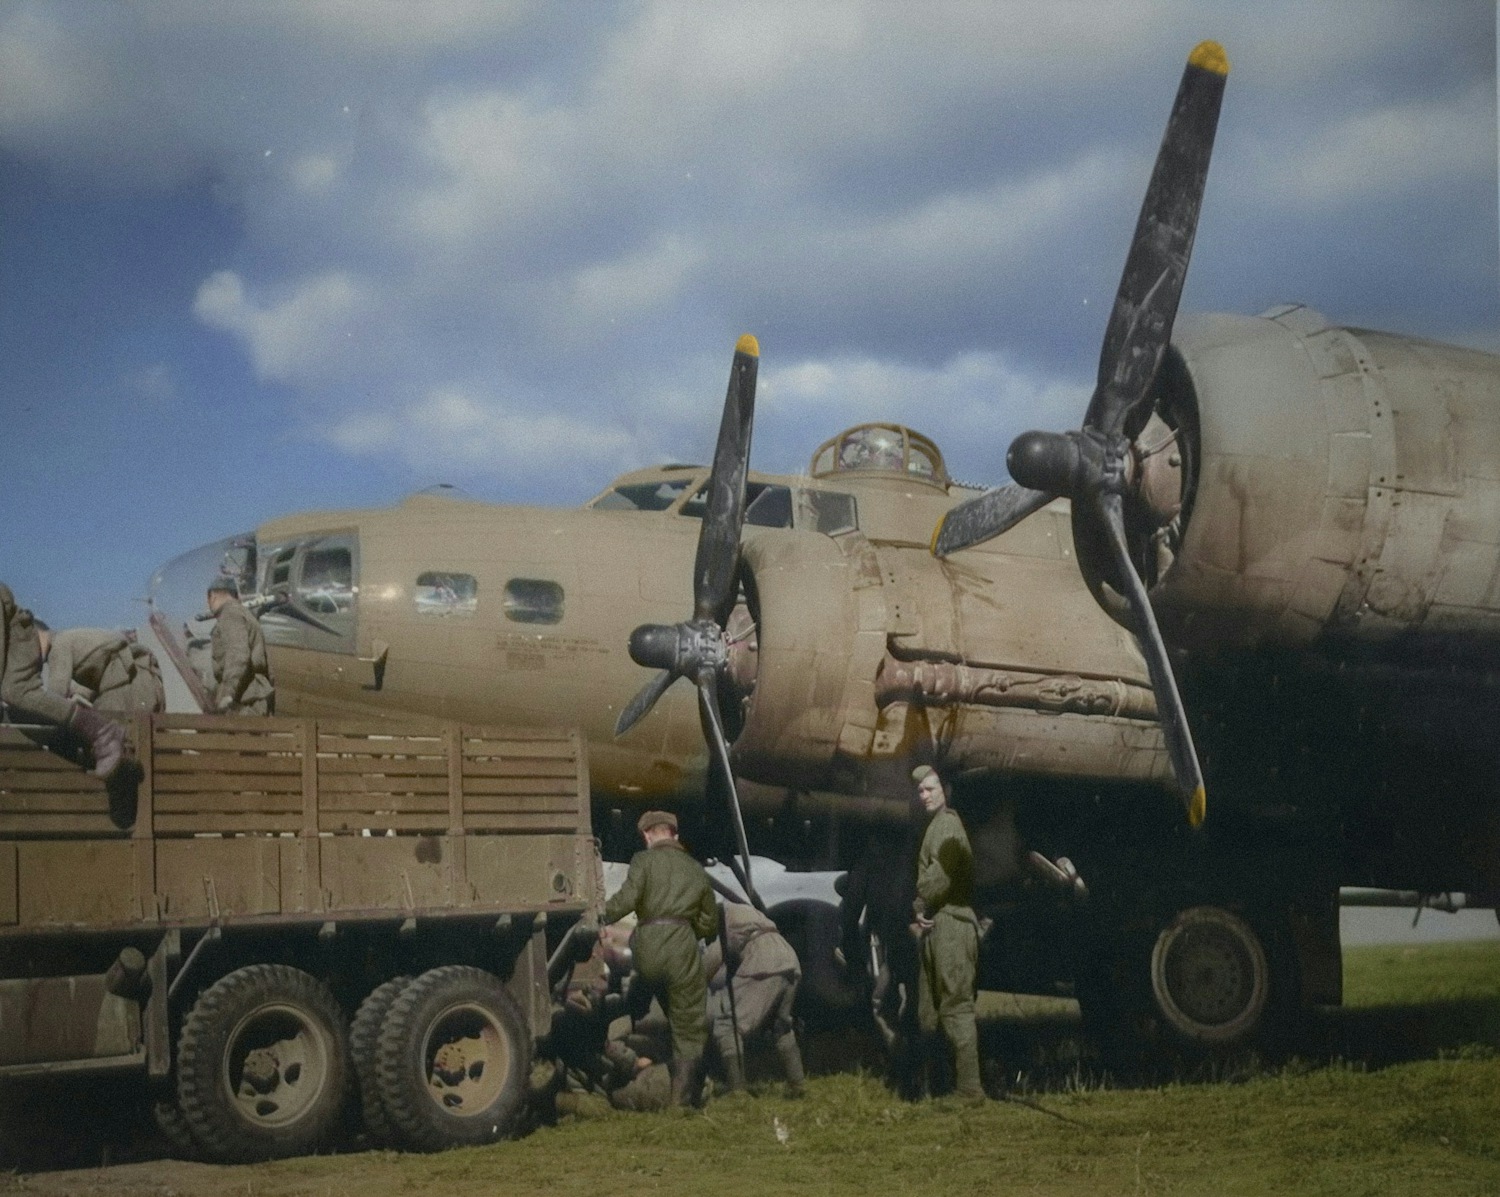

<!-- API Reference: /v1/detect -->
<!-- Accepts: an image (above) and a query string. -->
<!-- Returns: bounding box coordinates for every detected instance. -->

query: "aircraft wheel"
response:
[348,975,412,1145]
[375,965,531,1151]
[176,964,349,1163]
[1078,902,1293,1080]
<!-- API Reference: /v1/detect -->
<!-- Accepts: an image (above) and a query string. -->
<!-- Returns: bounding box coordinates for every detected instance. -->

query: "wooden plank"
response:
[153,791,302,814]
[464,813,581,833]
[459,776,581,796]
[153,813,303,834]
[0,814,121,835]
[154,774,303,794]
[460,758,580,779]
[461,725,575,742]
[156,714,305,733]
[0,748,86,771]
[446,724,463,836]
[153,732,302,753]
[0,790,112,812]
[0,771,107,792]
[316,735,446,752]
[462,794,580,813]
[318,774,447,792]
[153,755,303,774]
[317,718,449,738]
[317,813,449,833]
[462,739,577,759]
[318,798,447,816]
[317,756,449,776]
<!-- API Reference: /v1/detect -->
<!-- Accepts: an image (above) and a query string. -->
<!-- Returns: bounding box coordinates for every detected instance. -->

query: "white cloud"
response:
[324,385,641,479]
[192,269,383,385]
[1241,82,1496,209]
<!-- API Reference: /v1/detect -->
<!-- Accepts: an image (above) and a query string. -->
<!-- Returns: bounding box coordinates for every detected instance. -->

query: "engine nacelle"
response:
[1154,306,1500,658]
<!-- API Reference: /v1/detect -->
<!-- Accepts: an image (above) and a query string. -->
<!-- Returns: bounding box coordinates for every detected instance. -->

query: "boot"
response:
[69,705,124,779]
[668,1054,701,1108]
[720,1043,747,1095]
[775,1031,805,1099]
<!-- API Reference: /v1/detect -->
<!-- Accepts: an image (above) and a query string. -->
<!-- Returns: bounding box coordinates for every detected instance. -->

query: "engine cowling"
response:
[1151,306,1500,658]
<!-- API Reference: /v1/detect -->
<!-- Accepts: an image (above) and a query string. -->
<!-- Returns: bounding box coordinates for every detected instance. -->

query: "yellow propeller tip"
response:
[1187,785,1206,828]
[736,333,760,357]
[1189,40,1229,75]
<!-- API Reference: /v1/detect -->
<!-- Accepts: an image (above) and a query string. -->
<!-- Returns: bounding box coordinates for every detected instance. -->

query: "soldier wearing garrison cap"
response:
[206,576,274,716]
[602,810,719,1106]
[911,764,983,1100]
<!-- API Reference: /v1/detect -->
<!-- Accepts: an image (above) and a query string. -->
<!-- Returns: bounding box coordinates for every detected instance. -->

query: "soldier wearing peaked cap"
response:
[602,811,719,1107]
[911,765,984,1100]
[206,577,274,716]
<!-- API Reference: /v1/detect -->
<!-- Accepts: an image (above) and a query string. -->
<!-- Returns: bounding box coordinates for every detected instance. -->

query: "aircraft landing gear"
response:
[1077,899,1296,1081]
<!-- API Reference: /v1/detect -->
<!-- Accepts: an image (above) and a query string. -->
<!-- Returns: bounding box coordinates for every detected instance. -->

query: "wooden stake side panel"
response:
[0,716,593,932]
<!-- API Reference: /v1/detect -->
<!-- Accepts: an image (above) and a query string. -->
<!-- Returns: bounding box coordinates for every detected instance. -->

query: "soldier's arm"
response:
[603,855,645,926]
[43,637,74,698]
[916,825,957,912]
[691,879,720,941]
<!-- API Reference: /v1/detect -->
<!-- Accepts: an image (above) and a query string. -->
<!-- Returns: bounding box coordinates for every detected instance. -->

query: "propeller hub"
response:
[1007,430,1083,497]
[628,619,727,676]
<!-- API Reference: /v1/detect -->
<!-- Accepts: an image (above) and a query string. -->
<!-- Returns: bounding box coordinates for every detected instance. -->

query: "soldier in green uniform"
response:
[206,578,274,715]
[911,765,984,1100]
[602,810,719,1107]
[1,585,123,779]
[703,900,805,1097]
[38,625,153,713]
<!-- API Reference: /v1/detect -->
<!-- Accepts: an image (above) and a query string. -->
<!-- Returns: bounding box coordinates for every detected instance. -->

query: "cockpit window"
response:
[679,481,794,529]
[592,480,696,512]
[257,532,358,655]
[809,423,950,488]
[907,443,939,479]
[840,425,904,471]
[800,490,859,536]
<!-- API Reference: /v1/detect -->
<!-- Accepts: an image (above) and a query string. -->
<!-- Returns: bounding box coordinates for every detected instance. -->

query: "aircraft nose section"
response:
[146,532,258,710]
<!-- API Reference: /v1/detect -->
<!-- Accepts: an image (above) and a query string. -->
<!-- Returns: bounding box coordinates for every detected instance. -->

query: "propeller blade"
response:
[932,482,1055,557]
[1093,490,1206,826]
[697,669,763,910]
[614,668,676,737]
[1085,41,1228,436]
[693,334,759,625]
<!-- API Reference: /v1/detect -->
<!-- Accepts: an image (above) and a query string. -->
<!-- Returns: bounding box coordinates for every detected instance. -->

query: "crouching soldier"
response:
[704,901,805,1097]
[1,584,124,779]
[601,811,719,1107]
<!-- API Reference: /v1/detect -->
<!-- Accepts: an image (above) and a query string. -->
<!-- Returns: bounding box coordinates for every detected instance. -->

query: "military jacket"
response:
[703,900,800,980]
[45,628,133,703]
[916,807,977,921]
[604,840,719,941]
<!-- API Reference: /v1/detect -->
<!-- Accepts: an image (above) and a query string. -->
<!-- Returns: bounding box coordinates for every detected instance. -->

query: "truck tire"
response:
[375,965,531,1151]
[176,964,350,1163]
[349,975,412,1145]
[1078,902,1293,1080]
[151,1094,201,1159]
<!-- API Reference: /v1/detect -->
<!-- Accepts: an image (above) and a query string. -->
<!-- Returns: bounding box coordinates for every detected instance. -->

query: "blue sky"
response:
[1,0,1496,630]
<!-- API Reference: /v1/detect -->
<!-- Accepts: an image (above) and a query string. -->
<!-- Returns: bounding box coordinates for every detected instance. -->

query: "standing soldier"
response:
[703,900,806,1097]
[601,811,719,1107]
[38,625,161,714]
[910,765,984,1101]
[0,584,123,777]
[206,578,274,715]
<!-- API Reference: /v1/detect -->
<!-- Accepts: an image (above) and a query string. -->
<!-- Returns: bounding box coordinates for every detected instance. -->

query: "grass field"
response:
[4,940,1497,1197]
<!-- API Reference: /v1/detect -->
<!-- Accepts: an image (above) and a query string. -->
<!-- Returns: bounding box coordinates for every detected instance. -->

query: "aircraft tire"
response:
[374,965,531,1152]
[176,964,350,1163]
[1078,901,1295,1081]
[348,975,412,1145]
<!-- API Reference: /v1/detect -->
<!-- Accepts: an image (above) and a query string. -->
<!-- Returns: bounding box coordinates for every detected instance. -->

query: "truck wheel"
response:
[151,1094,201,1159]
[349,975,411,1145]
[375,965,531,1151]
[176,964,349,1163]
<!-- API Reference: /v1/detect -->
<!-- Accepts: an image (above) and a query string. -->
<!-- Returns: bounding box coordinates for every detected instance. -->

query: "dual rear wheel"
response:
[163,962,531,1162]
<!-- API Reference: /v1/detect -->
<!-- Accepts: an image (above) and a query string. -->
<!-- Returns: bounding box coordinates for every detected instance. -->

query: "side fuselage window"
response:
[415,571,478,616]
[504,578,564,625]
